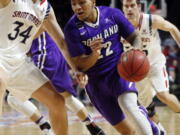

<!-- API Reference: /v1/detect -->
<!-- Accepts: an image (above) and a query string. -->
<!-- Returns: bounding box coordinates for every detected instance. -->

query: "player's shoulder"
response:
[64,15,80,32]
[151,14,164,21]
[12,0,48,7]
[143,13,163,21]
[143,13,165,27]
[142,13,153,24]
[34,0,50,19]
[142,13,149,18]
[34,0,49,8]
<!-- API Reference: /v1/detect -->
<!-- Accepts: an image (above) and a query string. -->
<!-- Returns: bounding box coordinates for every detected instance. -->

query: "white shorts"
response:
[0,57,48,102]
[136,63,169,107]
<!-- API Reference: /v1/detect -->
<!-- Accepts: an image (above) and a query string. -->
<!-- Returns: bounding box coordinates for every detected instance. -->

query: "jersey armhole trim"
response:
[149,14,152,35]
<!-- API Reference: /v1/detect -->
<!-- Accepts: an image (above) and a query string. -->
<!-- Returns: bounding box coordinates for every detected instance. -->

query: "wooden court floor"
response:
[0,102,180,135]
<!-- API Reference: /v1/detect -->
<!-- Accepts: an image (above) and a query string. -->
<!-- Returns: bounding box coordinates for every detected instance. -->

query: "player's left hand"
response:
[89,38,104,52]
[75,72,88,88]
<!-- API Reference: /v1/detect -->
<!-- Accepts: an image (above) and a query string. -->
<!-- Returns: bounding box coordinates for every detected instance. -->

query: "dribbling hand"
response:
[89,38,104,53]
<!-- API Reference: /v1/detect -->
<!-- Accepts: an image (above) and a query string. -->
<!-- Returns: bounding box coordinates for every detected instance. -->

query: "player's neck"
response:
[133,20,139,28]
[133,14,141,28]
[0,0,10,8]
[85,8,98,23]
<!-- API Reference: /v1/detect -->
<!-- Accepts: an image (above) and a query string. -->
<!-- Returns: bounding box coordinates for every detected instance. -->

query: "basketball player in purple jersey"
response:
[64,0,160,134]
[7,31,105,135]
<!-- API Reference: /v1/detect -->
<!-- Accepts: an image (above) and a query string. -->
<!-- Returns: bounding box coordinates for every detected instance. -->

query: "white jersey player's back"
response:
[0,0,49,66]
[123,13,166,65]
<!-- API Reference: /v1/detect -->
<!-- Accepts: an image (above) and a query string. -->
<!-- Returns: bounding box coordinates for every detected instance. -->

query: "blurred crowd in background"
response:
[48,0,180,104]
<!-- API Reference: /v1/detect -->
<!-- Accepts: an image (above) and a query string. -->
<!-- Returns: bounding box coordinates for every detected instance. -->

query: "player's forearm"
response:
[131,35,141,49]
[170,27,180,47]
[45,27,77,70]
[74,52,100,72]
[126,31,141,49]
[154,15,180,47]
[43,9,78,71]
[54,35,99,72]
[58,40,78,71]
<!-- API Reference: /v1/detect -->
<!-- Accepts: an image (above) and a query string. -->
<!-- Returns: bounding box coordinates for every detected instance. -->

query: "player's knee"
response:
[65,95,84,113]
[48,94,65,112]
[118,126,135,135]
[121,130,135,135]
[114,121,136,135]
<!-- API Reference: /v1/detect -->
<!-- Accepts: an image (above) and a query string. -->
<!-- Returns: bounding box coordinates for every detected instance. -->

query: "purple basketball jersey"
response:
[30,32,76,96]
[64,6,134,78]
[64,6,137,125]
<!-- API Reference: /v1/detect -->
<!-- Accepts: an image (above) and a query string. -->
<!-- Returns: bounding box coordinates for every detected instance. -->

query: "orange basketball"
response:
[117,49,150,82]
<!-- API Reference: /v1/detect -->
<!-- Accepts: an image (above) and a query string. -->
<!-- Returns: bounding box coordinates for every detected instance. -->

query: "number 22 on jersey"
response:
[98,41,113,59]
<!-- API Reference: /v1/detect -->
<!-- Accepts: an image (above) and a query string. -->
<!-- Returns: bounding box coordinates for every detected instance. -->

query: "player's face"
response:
[123,0,141,24]
[71,0,95,22]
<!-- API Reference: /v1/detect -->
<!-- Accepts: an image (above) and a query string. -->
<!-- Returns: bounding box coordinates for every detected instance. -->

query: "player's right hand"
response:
[89,38,104,52]
[75,72,88,88]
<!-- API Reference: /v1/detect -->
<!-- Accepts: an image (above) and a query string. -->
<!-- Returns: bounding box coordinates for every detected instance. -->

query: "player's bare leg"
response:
[0,68,8,115]
[7,94,54,135]
[32,82,68,135]
[157,91,180,112]
[61,91,105,135]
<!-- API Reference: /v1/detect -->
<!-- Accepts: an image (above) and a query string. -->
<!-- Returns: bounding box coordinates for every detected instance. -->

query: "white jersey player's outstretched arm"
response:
[41,6,77,71]
[152,15,180,47]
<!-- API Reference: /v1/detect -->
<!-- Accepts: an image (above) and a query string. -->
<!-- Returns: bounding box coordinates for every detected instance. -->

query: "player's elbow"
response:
[169,26,179,37]
[168,24,178,33]
[75,64,90,72]
[72,56,96,72]
[57,39,70,54]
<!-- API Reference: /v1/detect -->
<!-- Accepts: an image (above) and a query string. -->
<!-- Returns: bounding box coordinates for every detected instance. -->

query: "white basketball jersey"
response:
[123,13,166,65]
[0,0,49,68]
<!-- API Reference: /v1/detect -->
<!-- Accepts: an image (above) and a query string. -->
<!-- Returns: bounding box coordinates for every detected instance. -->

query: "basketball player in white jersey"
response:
[122,0,180,134]
[0,0,77,135]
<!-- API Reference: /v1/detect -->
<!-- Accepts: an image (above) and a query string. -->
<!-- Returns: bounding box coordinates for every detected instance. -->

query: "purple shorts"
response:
[86,69,137,125]
[31,32,77,96]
